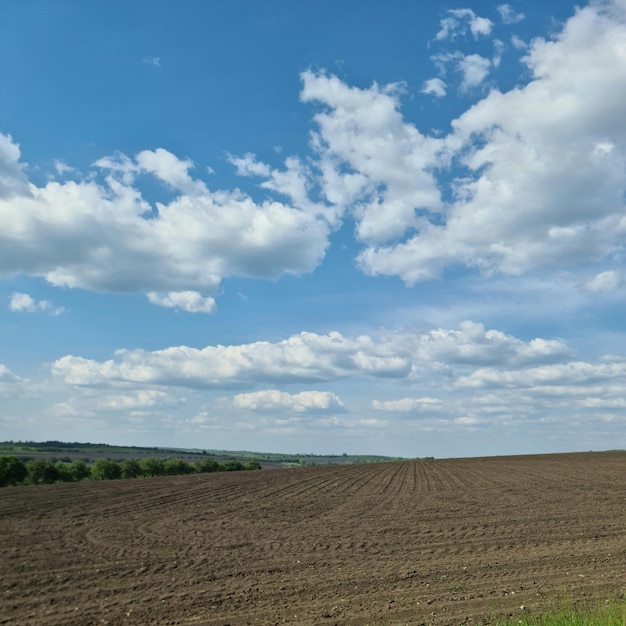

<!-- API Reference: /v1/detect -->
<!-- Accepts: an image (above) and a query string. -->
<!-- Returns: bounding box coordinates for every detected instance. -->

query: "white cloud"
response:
[492,39,505,67]
[53,160,76,176]
[455,361,626,390]
[0,138,333,297]
[497,4,525,24]
[96,389,172,410]
[0,364,21,383]
[142,56,161,67]
[422,77,447,97]
[8,292,65,315]
[584,270,623,293]
[135,148,208,195]
[435,9,494,41]
[0,134,30,199]
[371,397,441,412]
[50,322,573,390]
[458,53,492,91]
[232,153,328,222]
[300,70,443,244]
[52,389,176,417]
[454,416,484,425]
[408,321,574,367]
[0,364,26,400]
[349,1,626,283]
[146,291,216,313]
[511,34,527,50]
[4,2,626,301]
[51,330,412,388]
[580,396,626,408]
[429,52,492,91]
[229,152,272,177]
[232,390,344,413]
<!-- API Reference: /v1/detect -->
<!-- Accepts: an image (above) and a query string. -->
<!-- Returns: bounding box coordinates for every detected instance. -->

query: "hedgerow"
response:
[0,455,261,486]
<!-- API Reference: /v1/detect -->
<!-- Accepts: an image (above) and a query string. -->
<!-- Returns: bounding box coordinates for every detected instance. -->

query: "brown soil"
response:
[1,452,624,625]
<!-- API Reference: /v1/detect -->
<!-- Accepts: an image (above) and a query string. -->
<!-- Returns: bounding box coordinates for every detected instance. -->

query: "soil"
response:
[1,451,624,625]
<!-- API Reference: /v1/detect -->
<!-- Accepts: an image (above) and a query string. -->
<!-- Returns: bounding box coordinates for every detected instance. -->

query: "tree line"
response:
[0,455,261,487]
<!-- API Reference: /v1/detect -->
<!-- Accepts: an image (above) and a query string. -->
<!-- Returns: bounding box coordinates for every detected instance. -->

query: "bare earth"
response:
[1,452,624,625]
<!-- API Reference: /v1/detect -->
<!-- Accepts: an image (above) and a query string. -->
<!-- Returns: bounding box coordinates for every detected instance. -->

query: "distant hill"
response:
[0,440,407,468]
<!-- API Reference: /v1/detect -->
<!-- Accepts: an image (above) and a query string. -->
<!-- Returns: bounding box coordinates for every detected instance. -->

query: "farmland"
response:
[0,451,624,625]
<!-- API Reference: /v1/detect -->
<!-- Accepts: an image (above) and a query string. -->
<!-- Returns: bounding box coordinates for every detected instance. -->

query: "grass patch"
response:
[493,596,625,625]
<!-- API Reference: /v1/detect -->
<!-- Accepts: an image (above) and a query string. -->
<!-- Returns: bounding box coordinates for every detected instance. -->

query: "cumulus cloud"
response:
[497,4,525,24]
[230,153,328,222]
[301,70,444,244]
[8,292,65,315]
[435,9,494,40]
[96,389,173,410]
[371,397,441,412]
[0,364,26,399]
[406,321,574,367]
[3,1,626,310]
[50,322,573,390]
[51,330,412,388]
[429,52,492,92]
[583,270,623,293]
[53,160,77,176]
[0,138,333,299]
[146,291,216,313]
[320,0,626,283]
[511,34,527,49]
[457,53,492,90]
[52,389,177,417]
[0,135,30,199]
[0,364,21,383]
[232,390,344,413]
[134,148,208,195]
[229,152,272,178]
[492,39,505,67]
[422,77,447,97]
[455,361,626,390]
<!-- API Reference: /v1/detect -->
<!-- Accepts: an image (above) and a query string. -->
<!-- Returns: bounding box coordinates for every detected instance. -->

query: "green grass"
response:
[493,597,626,625]
[366,597,626,626]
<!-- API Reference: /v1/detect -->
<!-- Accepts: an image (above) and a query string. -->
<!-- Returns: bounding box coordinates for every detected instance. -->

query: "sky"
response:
[1,0,626,458]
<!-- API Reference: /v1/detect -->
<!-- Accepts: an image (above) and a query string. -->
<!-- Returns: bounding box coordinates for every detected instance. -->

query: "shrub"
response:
[163,459,194,475]
[54,461,76,482]
[26,459,60,484]
[139,458,165,477]
[0,456,27,487]
[119,459,143,479]
[219,460,245,471]
[90,459,122,481]
[70,461,91,482]
[196,458,219,473]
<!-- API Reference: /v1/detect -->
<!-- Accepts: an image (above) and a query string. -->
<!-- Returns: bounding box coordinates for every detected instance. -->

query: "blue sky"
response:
[1,0,626,458]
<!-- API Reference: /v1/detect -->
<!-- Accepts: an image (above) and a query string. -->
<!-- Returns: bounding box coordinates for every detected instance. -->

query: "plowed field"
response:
[1,452,624,625]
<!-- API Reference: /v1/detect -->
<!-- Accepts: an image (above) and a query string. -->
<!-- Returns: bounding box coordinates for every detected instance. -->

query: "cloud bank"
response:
[2,1,625,299]
[51,322,573,390]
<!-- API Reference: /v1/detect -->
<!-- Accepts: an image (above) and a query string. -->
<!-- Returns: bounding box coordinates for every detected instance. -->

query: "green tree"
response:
[26,460,60,484]
[54,461,76,482]
[69,460,91,482]
[120,459,143,479]
[163,459,194,475]
[0,456,27,487]
[139,458,165,477]
[196,458,219,473]
[244,460,262,470]
[219,460,245,471]
[90,459,122,481]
